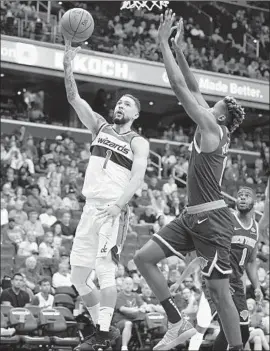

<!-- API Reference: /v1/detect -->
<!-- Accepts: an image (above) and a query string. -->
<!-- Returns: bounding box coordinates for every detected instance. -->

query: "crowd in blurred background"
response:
[1,1,269,79]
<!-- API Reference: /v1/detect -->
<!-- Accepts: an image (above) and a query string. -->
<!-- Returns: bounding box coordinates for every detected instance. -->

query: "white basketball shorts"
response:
[70,200,129,267]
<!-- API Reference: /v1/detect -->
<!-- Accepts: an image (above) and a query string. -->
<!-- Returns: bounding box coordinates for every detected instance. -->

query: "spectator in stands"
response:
[173,155,188,181]
[162,175,178,198]
[131,272,142,294]
[31,278,54,308]
[23,185,46,214]
[150,190,167,215]
[211,27,224,43]
[226,57,239,75]
[19,255,43,291]
[24,135,38,161]
[116,277,124,292]
[52,262,72,288]
[55,211,76,239]
[248,60,261,79]
[134,188,152,207]
[39,231,59,259]
[161,144,177,177]
[17,167,31,188]
[140,282,164,313]
[237,57,249,77]
[39,206,57,227]
[113,277,144,351]
[52,223,63,247]
[17,231,38,257]
[175,287,198,317]
[80,142,91,161]
[2,217,24,244]
[19,272,35,302]
[1,183,14,206]
[45,185,63,211]
[0,273,30,307]
[1,197,9,228]
[139,206,156,224]
[8,200,28,225]
[22,209,44,237]
[116,263,126,279]
[61,188,80,211]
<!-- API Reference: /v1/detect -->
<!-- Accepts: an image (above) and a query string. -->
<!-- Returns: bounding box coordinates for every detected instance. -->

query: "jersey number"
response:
[239,248,247,266]
[103,150,112,169]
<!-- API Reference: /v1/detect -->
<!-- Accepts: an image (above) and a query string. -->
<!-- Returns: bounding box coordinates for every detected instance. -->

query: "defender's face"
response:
[113,96,138,125]
[211,100,227,122]
[236,189,254,212]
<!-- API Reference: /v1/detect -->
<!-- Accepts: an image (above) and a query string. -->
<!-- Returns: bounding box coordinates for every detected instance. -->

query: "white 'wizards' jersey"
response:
[82,123,139,201]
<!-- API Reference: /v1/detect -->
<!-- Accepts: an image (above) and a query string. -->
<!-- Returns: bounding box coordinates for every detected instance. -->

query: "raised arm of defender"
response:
[158,10,220,148]
[171,19,209,109]
[63,39,106,137]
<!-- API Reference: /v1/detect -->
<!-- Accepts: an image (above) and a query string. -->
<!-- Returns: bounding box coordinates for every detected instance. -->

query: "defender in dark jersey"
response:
[169,187,263,351]
[134,11,246,351]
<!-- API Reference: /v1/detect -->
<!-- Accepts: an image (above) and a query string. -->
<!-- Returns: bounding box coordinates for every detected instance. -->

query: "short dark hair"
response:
[39,278,51,285]
[223,96,245,133]
[123,94,141,113]
[12,273,23,280]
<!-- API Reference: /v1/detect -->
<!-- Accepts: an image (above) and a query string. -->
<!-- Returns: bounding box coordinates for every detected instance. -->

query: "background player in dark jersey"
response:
[134,10,245,351]
[171,187,264,351]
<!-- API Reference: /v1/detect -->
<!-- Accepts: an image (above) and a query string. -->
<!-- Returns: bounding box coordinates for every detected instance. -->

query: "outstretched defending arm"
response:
[158,11,219,136]
[63,39,106,137]
[171,19,209,108]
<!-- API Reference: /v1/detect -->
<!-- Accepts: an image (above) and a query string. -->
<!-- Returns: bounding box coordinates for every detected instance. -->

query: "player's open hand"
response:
[96,204,121,225]
[171,17,184,50]
[63,39,81,66]
[158,9,176,44]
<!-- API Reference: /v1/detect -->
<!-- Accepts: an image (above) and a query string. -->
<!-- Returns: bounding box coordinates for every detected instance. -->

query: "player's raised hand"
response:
[158,9,176,44]
[63,38,81,65]
[171,17,184,49]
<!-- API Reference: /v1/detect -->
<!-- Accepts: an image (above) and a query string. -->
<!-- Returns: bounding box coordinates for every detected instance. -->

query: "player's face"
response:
[113,96,138,125]
[236,189,254,213]
[211,100,227,124]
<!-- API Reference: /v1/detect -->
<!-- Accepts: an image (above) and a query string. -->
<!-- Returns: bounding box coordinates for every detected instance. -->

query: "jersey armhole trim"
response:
[91,122,108,144]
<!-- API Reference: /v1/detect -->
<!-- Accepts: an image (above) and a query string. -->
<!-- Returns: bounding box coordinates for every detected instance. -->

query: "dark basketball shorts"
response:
[202,279,249,325]
[152,207,234,278]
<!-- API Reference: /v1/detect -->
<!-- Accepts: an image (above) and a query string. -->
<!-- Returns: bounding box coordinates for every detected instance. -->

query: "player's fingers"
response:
[170,25,177,35]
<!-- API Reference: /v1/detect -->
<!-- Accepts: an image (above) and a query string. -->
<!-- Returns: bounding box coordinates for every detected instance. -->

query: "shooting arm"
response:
[160,42,218,133]
[63,60,106,137]
[115,137,149,209]
[173,45,209,108]
[246,243,260,290]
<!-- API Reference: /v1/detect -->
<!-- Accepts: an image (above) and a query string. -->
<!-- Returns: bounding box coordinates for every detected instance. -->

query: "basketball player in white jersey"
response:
[63,39,149,350]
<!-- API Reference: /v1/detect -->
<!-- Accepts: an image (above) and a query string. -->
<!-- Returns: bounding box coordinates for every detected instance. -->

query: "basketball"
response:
[60,8,94,43]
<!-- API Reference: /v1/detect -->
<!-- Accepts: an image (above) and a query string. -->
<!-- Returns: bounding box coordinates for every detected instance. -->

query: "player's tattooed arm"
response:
[115,137,149,209]
[63,39,106,136]
[171,18,209,108]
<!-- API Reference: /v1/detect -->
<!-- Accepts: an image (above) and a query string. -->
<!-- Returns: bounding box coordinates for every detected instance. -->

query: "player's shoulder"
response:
[131,134,149,152]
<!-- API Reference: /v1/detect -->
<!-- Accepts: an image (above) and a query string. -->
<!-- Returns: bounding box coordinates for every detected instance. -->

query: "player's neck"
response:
[236,211,253,226]
[112,123,132,134]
